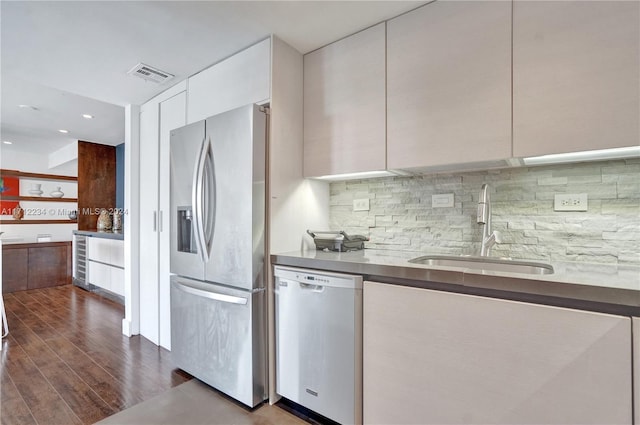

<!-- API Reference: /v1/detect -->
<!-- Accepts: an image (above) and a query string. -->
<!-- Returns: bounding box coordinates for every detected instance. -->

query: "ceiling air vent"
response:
[127,63,174,84]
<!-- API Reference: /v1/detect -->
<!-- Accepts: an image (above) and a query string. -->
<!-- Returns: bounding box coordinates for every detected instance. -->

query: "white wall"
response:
[1,148,77,176]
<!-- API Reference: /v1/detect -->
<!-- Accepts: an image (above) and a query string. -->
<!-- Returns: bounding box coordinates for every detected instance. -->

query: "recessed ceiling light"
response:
[18,104,39,111]
[58,129,69,134]
[2,141,13,145]
[82,114,94,119]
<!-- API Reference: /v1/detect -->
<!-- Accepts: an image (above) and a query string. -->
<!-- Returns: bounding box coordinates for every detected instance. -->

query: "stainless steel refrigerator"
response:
[169,103,267,407]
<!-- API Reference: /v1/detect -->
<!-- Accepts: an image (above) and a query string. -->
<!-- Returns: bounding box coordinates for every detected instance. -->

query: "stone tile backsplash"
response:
[329,159,640,265]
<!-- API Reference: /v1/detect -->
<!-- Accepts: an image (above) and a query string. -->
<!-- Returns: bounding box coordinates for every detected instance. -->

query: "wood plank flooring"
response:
[1,285,191,425]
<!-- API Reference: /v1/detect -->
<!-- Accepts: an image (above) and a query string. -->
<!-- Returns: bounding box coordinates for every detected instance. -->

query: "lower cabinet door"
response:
[110,267,124,297]
[87,261,112,292]
[363,281,632,425]
[28,245,70,289]
[1,248,28,293]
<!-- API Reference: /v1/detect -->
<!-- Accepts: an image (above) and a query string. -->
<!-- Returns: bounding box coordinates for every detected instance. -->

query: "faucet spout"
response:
[477,184,498,256]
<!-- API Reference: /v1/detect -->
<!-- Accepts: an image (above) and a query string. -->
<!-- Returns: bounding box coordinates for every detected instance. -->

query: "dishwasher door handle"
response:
[299,282,324,292]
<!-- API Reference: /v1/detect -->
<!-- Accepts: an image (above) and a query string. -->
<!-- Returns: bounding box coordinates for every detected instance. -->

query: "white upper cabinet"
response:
[187,38,271,123]
[513,1,640,158]
[303,23,386,177]
[387,1,512,171]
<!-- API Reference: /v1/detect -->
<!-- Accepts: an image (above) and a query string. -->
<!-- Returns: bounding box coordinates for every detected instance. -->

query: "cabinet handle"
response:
[153,211,157,232]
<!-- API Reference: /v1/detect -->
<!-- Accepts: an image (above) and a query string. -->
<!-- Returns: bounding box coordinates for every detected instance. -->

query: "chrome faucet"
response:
[477,184,499,256]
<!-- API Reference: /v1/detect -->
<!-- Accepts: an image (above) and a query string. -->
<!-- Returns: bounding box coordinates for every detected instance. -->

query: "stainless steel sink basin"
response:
[408,255,554,275]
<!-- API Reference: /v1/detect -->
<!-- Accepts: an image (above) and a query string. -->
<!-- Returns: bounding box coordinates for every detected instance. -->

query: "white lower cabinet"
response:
[88,261,112,292]
[363,281,632,425]
[87,237,125,297]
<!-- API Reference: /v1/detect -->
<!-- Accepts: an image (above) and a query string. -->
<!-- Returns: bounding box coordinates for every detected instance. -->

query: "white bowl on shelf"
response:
[50,187,64,198]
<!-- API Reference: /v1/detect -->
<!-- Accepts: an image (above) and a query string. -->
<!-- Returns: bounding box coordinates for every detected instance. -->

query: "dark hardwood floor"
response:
[1,285,191,425]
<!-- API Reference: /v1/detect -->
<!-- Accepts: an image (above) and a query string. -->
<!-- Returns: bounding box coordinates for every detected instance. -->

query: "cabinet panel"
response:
[387,1,511,170]
[138,105,161,344]
[303,23,386,177]
[87,237,111,262]
[513,1,640,157]
[88,261,112,292]
[364,282,632,425]
[1,248,28,293]
[77,142,116,230]
[109,240,124,268]
[157,91,187,350]
[28,245,70,289]
[110,267,124,297]
[187,38,270,124]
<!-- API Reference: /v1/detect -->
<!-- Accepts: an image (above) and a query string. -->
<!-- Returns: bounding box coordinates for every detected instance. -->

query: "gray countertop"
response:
[1,238,71,246]
[271,249,640,315]
[73,229,124,240]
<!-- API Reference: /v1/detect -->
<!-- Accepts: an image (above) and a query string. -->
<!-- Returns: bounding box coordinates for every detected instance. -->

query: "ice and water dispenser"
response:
[177,206,197,253]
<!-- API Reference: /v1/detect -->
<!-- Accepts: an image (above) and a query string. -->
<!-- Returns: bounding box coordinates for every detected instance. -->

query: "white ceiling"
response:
[1,0,424,155]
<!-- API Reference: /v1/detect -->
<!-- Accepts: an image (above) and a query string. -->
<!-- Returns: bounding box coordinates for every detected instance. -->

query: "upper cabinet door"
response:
[303,23,386,177]
[513,1,640,158]
[387,1,512,171]
[187,38,271,124]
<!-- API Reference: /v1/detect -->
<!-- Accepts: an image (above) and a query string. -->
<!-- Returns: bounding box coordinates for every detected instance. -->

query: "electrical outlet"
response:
[432,193,454,208]
[353,198,370,211]
[554,193,588,211]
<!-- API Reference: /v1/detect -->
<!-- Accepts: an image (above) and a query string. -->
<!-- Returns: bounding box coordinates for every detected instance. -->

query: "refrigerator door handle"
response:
[192,135,211,262]
[202,137,216,259]
[172,278,248,305]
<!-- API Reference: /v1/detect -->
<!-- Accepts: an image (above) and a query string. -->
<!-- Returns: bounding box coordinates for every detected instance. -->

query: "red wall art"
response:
[0,176,20,215]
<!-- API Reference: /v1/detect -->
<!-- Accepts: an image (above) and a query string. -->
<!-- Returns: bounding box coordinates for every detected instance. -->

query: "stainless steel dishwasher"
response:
[274,266,362,425]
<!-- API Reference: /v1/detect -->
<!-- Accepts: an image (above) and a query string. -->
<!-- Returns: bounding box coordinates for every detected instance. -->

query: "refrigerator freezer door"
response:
[204,104,266,291]
[170,120,206,281]
[170,276,266,407]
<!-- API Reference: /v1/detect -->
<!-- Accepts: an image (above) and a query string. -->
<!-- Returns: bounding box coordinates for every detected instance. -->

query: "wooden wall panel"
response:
[78,141,116,230]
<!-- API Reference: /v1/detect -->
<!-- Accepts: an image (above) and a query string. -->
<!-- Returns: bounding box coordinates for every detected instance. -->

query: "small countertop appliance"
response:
[306,230,368,252]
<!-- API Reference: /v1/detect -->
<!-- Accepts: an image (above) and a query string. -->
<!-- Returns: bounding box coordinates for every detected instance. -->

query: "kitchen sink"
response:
[408,255,554,275]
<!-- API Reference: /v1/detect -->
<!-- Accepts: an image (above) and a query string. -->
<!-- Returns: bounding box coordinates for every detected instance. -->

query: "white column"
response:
[123,104,140,336]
